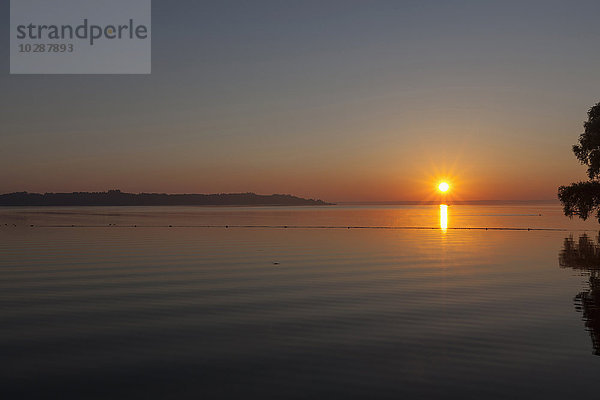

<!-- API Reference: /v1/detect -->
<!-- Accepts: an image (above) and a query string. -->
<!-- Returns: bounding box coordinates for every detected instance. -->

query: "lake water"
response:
[2,204,600,399]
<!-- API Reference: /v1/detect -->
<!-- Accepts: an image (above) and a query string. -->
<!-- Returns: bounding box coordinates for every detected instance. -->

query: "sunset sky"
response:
[2,0,600,202]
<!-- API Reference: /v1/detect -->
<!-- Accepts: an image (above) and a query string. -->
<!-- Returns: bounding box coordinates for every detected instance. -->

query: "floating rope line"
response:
[15,224,574,231]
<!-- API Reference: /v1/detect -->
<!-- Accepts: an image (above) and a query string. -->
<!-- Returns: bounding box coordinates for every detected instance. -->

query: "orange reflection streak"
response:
[440,204,448,231]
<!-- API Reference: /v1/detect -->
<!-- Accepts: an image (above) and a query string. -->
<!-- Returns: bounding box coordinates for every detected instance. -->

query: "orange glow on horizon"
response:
[405,155,470,203]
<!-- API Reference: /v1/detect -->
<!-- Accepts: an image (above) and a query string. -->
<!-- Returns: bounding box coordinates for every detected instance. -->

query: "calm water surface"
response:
[1,204,600,398]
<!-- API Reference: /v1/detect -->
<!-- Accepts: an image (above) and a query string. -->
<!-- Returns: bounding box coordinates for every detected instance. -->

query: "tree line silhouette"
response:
[0,190,333,206]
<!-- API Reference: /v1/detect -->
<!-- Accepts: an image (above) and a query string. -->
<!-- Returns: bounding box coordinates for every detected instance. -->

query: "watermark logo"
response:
[10,0,151,74]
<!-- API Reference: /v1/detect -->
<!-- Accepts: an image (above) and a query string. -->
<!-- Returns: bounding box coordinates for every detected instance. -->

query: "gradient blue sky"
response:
[2,0,600,201]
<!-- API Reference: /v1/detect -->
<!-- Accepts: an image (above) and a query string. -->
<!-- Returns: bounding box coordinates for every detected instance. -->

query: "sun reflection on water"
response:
[440,204,448,231]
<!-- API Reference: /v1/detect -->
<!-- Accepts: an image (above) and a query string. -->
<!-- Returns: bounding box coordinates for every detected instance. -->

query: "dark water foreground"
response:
[1,206,600,398]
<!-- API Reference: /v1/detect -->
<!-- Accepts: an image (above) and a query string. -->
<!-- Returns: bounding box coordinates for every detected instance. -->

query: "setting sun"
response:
[438,182,450,192]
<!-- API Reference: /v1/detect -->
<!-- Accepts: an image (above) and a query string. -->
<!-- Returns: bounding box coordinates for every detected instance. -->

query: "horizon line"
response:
[336,199,560,205]
[0,190,560,205]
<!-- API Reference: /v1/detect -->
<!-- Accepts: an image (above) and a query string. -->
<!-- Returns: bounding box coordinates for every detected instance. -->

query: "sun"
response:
[438,182,450,192]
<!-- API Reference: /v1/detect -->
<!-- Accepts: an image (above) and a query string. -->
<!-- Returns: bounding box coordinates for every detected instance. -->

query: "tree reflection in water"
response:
[559,234,600,355]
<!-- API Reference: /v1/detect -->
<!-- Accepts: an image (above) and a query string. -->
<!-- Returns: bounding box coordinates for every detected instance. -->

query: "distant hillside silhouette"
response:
[0,190,333,206]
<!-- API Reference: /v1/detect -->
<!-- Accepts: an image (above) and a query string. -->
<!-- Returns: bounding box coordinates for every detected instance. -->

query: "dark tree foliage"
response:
[558,181,600,221]
[573,103,600,179]
[558,102,600,222]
